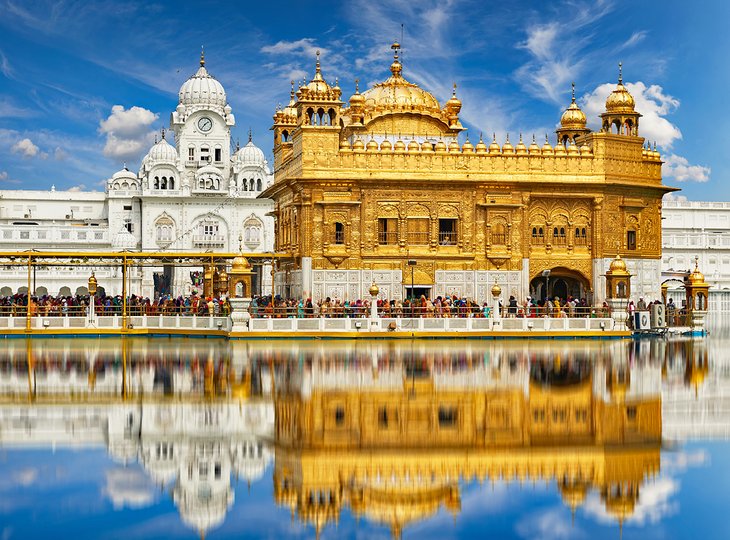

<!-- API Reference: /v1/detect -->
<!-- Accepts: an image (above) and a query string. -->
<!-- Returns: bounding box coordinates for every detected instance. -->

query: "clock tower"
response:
[171,49,236,192]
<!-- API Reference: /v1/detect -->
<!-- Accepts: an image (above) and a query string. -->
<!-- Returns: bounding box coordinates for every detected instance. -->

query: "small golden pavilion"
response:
[262,45,676,303]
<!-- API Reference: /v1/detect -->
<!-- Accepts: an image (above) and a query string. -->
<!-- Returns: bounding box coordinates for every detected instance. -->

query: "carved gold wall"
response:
[262,47,675,300]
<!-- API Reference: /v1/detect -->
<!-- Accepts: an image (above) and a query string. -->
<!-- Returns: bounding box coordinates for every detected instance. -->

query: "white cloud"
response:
[515,507,582,540]
[582,477,679,526]
[11,137,40,157]
[12,467,39,487]
[103,467,156,510]
[98,105,158,162]
[0,170,7,180]
[581,81,681,147]
[54,146,68,160]
[0,49,12,78]
[261,38,324,58]
[662,154,711,183]
[622,31,647,49]
[67,184,87,192]
[663,193,688,202]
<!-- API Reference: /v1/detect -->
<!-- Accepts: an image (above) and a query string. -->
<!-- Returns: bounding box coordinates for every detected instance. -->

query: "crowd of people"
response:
[247,294,611,319]
[0,291,682,325]
[0,293,231,317]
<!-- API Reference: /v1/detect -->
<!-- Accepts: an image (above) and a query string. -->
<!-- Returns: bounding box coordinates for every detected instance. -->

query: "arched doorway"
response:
[530,267,591,303]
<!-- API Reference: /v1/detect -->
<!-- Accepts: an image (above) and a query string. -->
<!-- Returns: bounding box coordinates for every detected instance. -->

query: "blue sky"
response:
[0,0,727,199]
[0,444,726,539]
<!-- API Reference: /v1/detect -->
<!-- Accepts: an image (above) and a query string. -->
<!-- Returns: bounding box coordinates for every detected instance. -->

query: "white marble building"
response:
[662,199,730,311]
[0,52,274,299]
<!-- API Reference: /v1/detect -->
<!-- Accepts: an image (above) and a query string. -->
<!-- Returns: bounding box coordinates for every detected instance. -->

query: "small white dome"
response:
[112,225,137,250]
[112,167,137,181]
[145,137,178,164]
[235,140,266,167]
[179,54,227,110]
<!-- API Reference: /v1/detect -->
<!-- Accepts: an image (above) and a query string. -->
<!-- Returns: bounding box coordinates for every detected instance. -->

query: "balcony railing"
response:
[438,231,458,245]
[192,235,225,247]
[378,231,398,245]
[407,231,430,245]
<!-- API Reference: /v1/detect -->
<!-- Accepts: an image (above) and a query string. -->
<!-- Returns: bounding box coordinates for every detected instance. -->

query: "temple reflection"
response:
[0,337,724,538]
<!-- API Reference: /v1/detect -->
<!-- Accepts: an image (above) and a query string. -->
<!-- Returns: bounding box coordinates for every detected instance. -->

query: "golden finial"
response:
[315,50,321,74]
[290,80,295,98]
[479,132,483,142]
[238,233,243,253]
[653,141,657,151]
[545,133,549,143]
[452,82,457,96]
[519,132,523,142]
[618,62,623,84]
[571,82,576,103]
[354,78,360,93]
[391,41,400,60]
[200,46,205,67]
[493,132,497,142]
[532,134,537,143]
[506,133,510,143]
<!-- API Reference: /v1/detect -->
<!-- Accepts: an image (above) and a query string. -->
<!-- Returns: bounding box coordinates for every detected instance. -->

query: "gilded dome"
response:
[560,83,587,128]
[488,134,501,154]
[502,134,514,154]
[515,134,528,155]
[688,259,706,285]
[608,254,629,274]
[178,51,227,110]
[360,46,442,116]
[605,65,635,113]
[462,136,474,152]
[475,134,488,153]
[528,135,541,154]
[541,135,554,154]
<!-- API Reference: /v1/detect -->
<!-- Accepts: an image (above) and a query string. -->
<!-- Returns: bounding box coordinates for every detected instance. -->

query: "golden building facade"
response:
[262,47,676,303]
[271,347,663,537]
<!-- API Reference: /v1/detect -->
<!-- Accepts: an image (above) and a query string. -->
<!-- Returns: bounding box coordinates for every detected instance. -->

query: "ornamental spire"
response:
[248,127,252,143]
[200,46,205,67]
[618,62,623,84]
[571,82,576,103]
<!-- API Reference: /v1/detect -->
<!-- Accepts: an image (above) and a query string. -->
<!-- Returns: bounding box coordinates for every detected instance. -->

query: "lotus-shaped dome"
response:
[144,134,178,164]
[235,138,266,167]
[178,51,227,110]
[112,167,137,181]
[608,254,629,275]
[605,66,635,113]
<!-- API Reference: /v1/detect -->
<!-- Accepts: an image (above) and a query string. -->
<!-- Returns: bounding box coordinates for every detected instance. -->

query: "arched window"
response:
[244,217,263,246]
[155,215,175,245]
[154,176,159,189]
[334,222,345,244]
[160,176,167,189]
[554,227,566,245]
[282,129,289,142]
[575,227,588,245]
[531,226,545,244]
[627,229,637,250]
[169,176,174,189]
[256,178,262,191]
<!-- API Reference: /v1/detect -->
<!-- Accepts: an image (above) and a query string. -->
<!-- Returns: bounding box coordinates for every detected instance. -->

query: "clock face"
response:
[198,117,213,132]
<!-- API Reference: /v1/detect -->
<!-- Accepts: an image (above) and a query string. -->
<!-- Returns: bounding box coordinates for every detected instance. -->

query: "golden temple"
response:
[264,46,676,303]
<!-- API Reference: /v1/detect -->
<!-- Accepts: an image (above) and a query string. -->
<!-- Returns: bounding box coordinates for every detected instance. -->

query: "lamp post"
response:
[88,271,98,327]
[369,282,380,325]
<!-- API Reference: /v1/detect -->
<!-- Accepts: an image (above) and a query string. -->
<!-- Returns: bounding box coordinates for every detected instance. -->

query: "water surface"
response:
[1,333,728,539]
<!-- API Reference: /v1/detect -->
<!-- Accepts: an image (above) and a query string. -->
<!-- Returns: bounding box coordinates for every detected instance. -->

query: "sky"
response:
[0,444,727,539]
[0,0,728,199]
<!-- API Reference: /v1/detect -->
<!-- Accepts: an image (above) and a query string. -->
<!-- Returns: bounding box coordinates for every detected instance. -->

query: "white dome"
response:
[179,56,227,109]
[112,225,137,250]
[145,137,178,164]
[112,167,137,181]
[235,140,266,167]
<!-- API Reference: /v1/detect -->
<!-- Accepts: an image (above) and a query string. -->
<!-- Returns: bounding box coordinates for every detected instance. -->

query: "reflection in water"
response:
[0,337,725,538]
